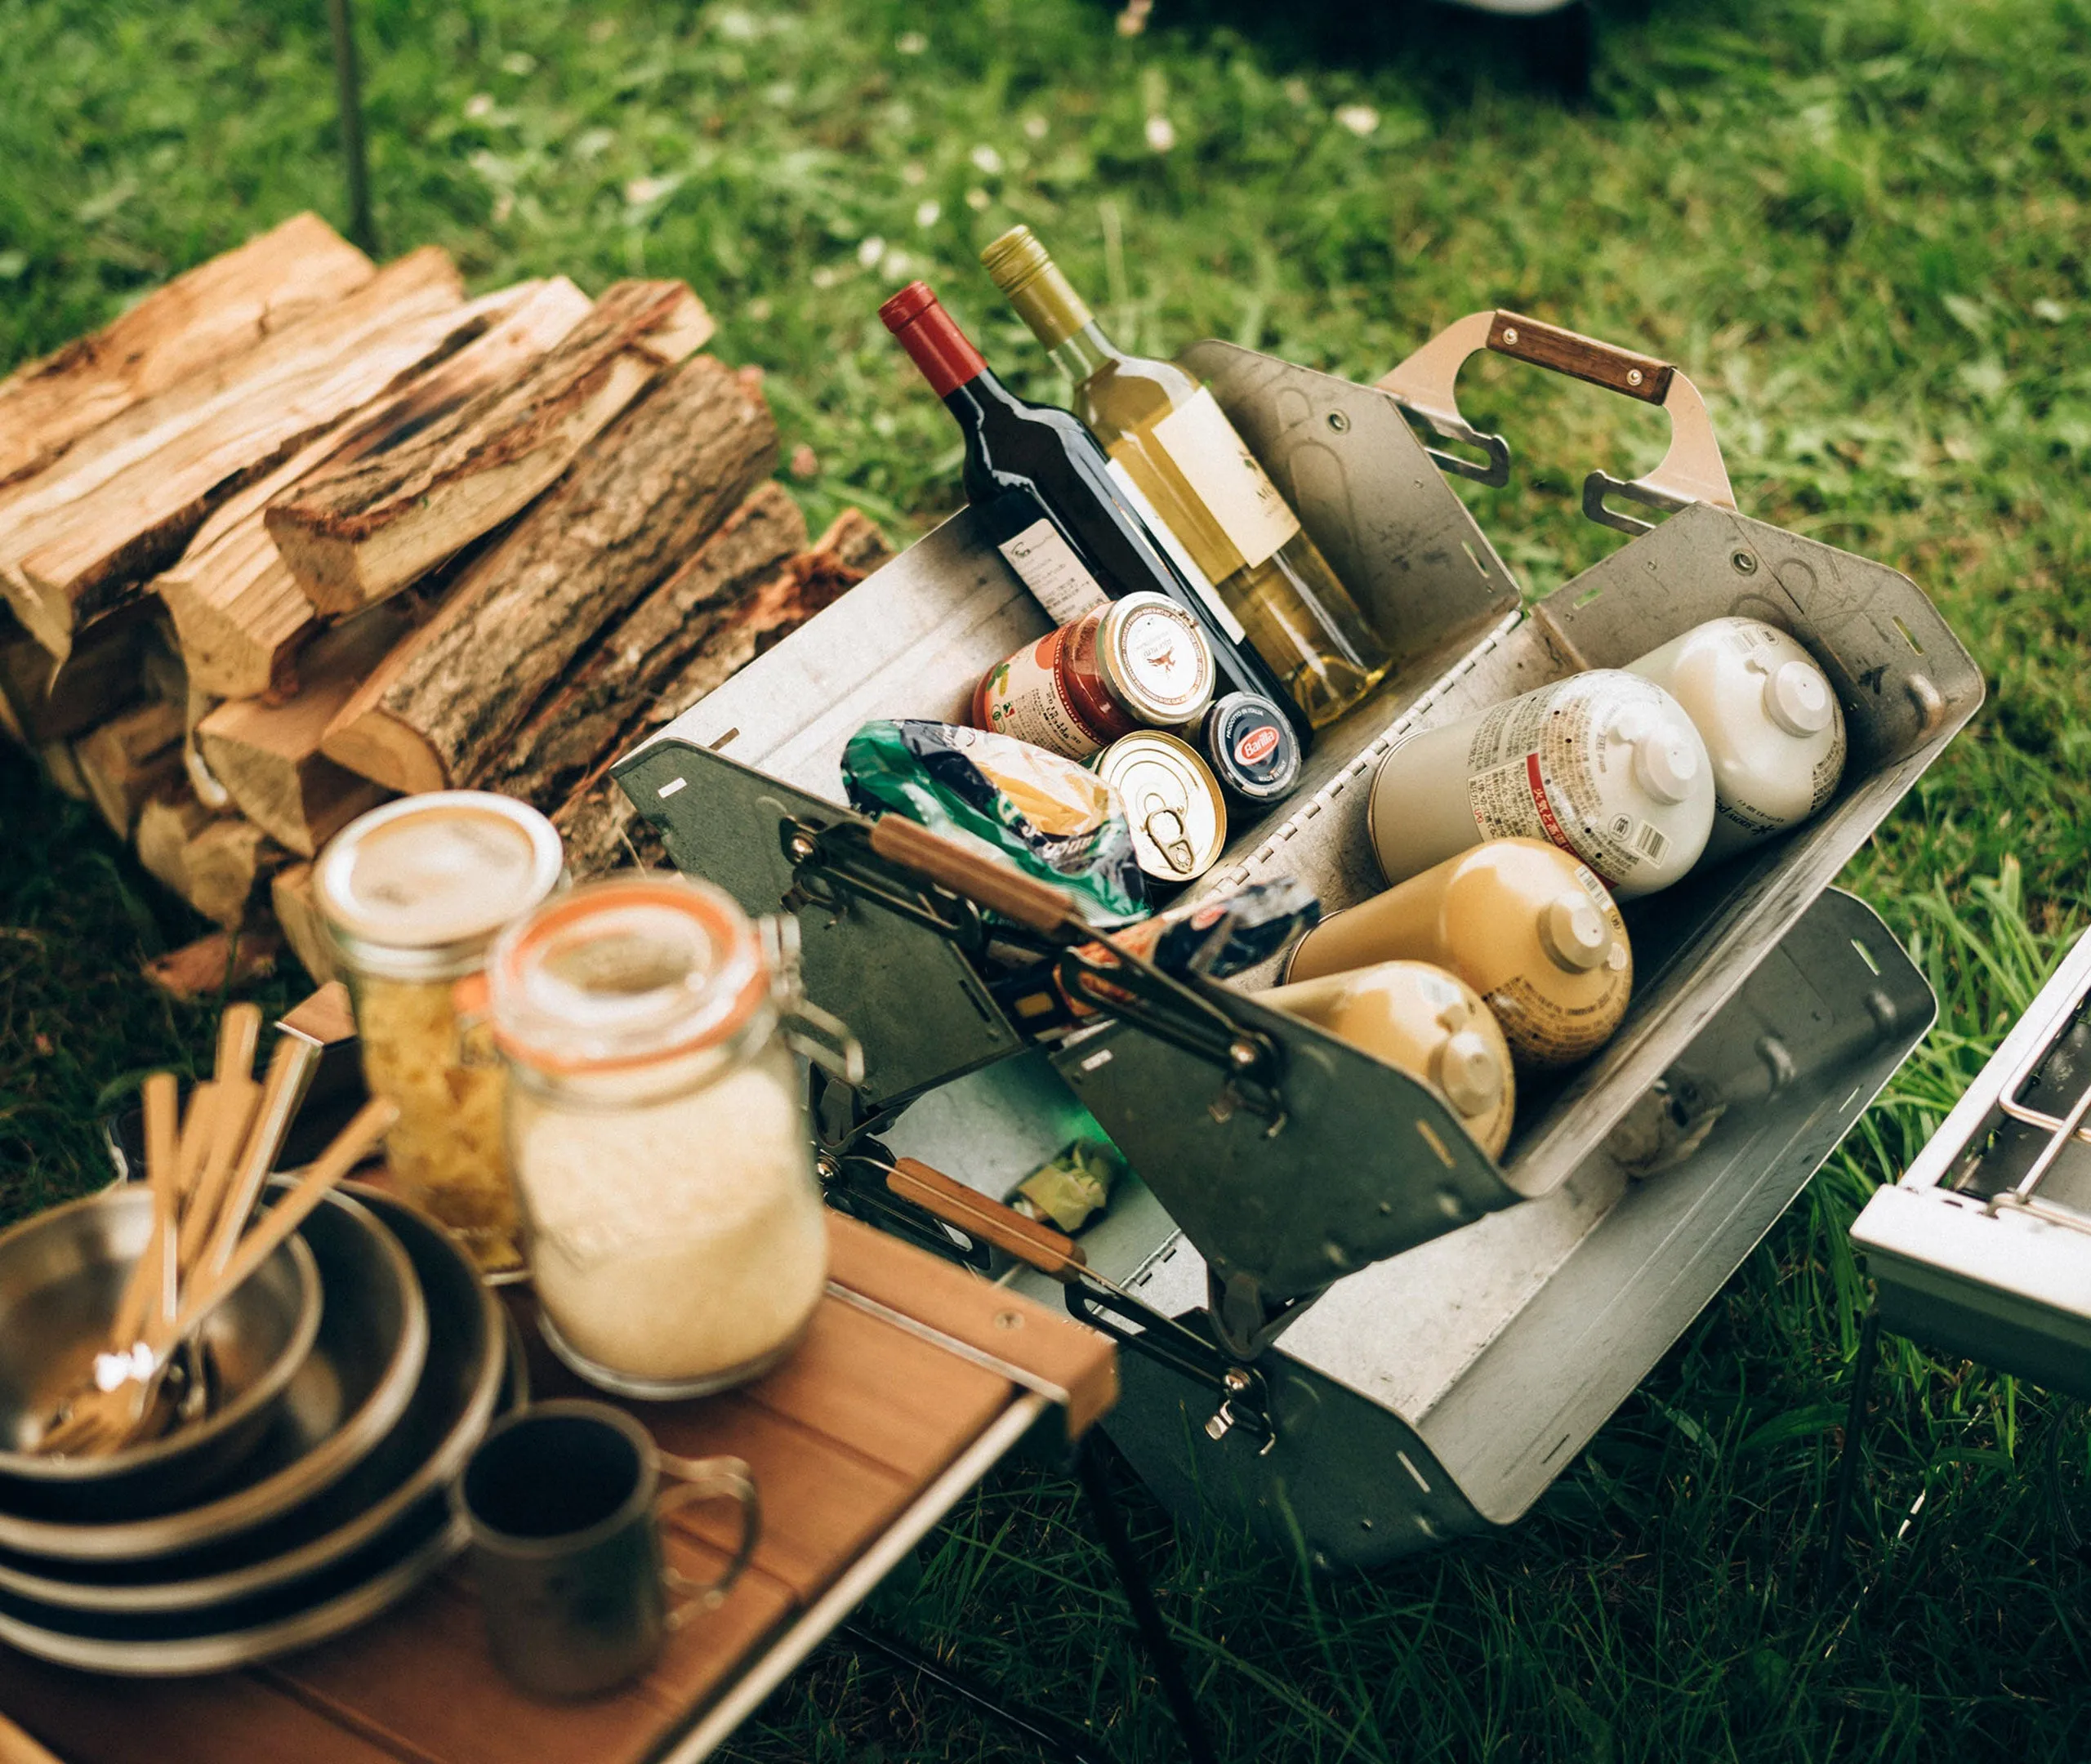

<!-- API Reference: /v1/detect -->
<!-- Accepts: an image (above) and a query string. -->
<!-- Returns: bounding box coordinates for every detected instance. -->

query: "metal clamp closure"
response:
[1063,1279,1275,1450]
[778,814,992,961]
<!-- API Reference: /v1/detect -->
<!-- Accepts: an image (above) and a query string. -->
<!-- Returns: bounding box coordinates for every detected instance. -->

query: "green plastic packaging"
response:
[840,719,1147,926]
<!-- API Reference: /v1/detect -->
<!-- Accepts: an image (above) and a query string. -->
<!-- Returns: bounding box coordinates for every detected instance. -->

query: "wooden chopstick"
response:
[105,1073,180,1351]
[168,1098,397,1343]
[195,1034,321,1284]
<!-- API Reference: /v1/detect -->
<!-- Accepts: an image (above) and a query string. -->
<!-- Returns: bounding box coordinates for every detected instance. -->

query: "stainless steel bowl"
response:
[0,1188,428,1561]
[0,1185,511,1614]
[0,1188,322,1520]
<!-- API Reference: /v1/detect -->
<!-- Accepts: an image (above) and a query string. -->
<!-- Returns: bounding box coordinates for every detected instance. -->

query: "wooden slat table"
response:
[0,1214,1118,1764]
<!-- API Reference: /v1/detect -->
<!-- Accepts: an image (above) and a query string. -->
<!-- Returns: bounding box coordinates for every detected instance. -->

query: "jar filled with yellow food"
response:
[314,793,565,1280]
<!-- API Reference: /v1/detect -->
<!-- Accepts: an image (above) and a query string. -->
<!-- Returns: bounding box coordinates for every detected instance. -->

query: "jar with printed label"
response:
[314,793,565,1279]
[1368,670,1714,898]
[1626,617,1848,862]
[485,877,834,1400]
[972,591,1215,760]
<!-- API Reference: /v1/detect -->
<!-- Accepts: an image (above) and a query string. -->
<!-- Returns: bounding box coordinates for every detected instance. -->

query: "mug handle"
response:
[655,1452,761,1623]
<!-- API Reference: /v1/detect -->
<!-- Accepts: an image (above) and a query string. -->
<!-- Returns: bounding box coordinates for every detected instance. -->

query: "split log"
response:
[136,790,285,928]
[0,604,148,744]
[321,354,778,795]
[266,281,713,617]
[475,480,806,806]
[552,782,665,881]
[0,247,470,659]
[142,928,281,1002]
[194,608,406,856]
[38,741,91,801]
[546,509,890,879]
[645,508,892,730]
[270,863,341,986]
[155,278,594,698]
[0,213,372,491]
[73,698,185,836]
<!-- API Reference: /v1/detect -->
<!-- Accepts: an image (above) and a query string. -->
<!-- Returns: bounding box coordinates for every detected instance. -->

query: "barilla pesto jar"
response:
[972,591,1216,761]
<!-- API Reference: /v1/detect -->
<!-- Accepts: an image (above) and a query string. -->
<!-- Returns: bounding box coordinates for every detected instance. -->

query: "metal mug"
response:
[453,1399,760,1699]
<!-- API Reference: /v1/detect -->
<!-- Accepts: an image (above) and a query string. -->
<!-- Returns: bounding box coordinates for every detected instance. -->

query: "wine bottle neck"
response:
[1049,322,1121,385]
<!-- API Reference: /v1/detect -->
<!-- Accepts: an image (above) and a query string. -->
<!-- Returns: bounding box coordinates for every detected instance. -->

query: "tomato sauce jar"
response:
[972,591,1215,760]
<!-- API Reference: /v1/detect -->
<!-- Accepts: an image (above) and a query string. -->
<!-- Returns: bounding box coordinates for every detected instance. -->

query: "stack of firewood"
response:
[0,215,890,997]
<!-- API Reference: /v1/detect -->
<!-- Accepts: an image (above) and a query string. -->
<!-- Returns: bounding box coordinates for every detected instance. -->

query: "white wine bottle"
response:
[982,225,1392,728]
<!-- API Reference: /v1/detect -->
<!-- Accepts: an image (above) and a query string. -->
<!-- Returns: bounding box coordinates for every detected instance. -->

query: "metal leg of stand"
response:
[325,0,376,252]
[838,1620,1116,1764]
[1073,1438,1219,1764]
[1821,1304,1881,1608]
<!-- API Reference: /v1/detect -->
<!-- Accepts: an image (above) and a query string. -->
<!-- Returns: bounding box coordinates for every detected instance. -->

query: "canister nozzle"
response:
[1763,658,1834,737]
[1435,1030,1505,1117]
[1629,721,1700,804]
[1540,894,1612,973]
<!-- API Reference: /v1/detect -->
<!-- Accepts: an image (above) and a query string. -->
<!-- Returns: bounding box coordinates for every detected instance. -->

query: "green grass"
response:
[5,0,2091,1755]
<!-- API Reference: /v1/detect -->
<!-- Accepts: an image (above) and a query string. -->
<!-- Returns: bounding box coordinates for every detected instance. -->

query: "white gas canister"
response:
[1626,617,1847,862]
[1368,670,1714,899]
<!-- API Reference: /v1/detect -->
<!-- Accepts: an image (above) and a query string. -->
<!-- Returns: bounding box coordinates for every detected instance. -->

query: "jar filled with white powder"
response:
[486,876,831,1399]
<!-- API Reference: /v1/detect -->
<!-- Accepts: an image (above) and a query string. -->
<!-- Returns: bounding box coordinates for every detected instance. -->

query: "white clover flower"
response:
[915,199,942,228]
[1335,104,1379,136]
[857,235,885,268]
[965,187,991,212]
[464,92,495,120]
[902,161,928,186]
[623,174,679,205]
[895,30,927,53]
[1144,114,1176,154]
[1023,115,1049,141]
[970,145,1004,175]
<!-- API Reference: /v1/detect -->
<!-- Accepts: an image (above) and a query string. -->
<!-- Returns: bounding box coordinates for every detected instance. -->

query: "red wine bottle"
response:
[879,282,1308,739]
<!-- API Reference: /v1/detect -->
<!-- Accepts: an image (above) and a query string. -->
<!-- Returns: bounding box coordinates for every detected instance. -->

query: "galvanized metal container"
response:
[613,313,1980,1566]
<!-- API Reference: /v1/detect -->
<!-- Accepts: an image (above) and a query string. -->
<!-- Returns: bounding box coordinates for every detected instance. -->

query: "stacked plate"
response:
[0,1185,517,1675]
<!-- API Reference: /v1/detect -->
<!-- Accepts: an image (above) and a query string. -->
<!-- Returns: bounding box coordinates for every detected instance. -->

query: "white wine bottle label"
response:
[1145,387,1301,572]
[998,518,1110,624]
[1103,457,1250,644]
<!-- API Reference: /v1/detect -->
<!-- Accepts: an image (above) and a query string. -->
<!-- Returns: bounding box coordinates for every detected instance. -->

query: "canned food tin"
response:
[1095,730,1228,885]
[1199,691,1303,808]
[973,592,1216,760]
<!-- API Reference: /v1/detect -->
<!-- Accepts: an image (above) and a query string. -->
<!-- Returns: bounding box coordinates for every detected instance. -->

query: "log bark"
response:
[548,508,890,879]
[0,603,149,744]
[142,929,281,1002]
[0,247,470,659]
[194,608,407,857]
[136,790,285,927]
[266,281,713,617]
[73,698,186,835]
[475,480,805,807]
[155,278,591,699]
[551,782,664,881]
[0,214,373,492]
[320,355,778,795]
[644,508,892,729]
[270,862,341,986]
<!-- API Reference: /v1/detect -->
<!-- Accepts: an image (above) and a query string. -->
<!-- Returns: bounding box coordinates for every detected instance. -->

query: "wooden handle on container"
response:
[197,1033,323,1283]
[1487,310,1673,405]
[173,1078,260,1272]
[868,815,1080,937]
[886,1157,1088,1282]
[109,1074,181,1348]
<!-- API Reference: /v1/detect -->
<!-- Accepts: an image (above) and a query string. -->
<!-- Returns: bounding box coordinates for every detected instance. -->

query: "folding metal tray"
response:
[613,311,1979,1562]
[1851,925,2091,1398]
